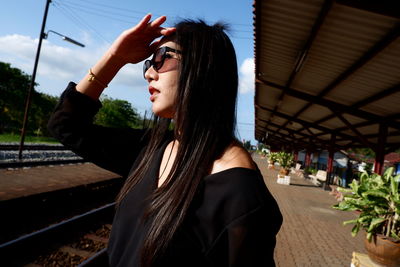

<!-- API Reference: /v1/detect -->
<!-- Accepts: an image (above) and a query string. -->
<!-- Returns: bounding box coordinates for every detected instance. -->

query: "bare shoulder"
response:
[211,142,256,174]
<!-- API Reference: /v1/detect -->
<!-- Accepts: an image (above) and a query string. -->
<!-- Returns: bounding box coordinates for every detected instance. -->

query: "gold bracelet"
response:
[88,68,108,88]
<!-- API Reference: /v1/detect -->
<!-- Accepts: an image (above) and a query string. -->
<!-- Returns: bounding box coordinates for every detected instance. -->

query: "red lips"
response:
[149,86,160,102]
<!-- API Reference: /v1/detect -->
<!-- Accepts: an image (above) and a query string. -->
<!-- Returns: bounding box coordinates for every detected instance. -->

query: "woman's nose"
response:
[145,66,158,82]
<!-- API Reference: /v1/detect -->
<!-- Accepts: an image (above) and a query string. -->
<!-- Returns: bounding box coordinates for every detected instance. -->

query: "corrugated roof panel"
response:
[341,113,367,125]
[356,124,379,135]
[319,117,347,129]
[259,0,323,85]
[292,3,398,94]
[326,39,400,106]
[336,140,351,146]
[254,0,400,150]
[298,104,332,122]
[307,127,323,135]
[318,134,331,140]
[278,95,309,115]
[271,116,288,125]
[256,84,282,109]
[255,108,271,121]
[361,92,400,116]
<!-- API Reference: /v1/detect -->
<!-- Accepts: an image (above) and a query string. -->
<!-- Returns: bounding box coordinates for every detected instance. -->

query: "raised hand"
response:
[107,14,176,65]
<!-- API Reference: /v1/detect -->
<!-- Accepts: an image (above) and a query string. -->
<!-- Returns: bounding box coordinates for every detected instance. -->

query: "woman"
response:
[48,14,282,267]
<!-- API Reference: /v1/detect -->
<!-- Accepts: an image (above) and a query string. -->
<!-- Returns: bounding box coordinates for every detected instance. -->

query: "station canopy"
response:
[253,0,400,153]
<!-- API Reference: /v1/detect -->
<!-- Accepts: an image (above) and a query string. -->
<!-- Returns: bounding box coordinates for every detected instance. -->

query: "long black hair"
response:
[116,19,238,266]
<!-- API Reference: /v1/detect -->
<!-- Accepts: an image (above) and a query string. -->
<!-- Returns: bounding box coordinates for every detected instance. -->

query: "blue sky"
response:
[0,0,256,143]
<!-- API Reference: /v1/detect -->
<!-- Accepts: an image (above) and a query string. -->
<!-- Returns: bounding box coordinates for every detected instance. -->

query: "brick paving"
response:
[0,163,120,201]
[253,155,366,267]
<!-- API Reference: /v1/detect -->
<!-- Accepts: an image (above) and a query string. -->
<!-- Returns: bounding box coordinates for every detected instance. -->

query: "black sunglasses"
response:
[143,46,181,78]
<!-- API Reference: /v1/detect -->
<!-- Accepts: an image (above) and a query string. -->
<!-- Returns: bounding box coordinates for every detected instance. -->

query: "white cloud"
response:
[0,34,145,88]
[111,63,147,89]
[238,57,255,94]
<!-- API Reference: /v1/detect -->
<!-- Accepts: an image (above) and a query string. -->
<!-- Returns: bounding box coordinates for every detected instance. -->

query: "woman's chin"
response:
[152,107,174,119]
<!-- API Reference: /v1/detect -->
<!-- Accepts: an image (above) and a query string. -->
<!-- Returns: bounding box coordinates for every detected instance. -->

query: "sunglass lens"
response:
[154,47,166,62]
[143,60,151,78]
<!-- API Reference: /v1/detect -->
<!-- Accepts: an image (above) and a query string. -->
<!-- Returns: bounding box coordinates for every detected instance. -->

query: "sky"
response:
[0,0,256,144]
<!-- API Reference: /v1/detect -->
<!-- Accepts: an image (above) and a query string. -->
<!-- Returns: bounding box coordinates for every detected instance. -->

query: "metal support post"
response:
[18,0,52,159]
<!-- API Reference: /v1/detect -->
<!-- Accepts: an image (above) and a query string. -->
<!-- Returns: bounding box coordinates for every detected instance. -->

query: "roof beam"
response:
[261,120,329,146]
[312,130,400,139]
[329,108,376,149]
[294,83,400,134]
[257,79,400,130]
[256,105,361,143]
[332,113,400,133]
[264,131,316,150]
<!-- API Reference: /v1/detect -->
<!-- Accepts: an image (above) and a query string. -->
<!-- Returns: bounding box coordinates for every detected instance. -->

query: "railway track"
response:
[0,144,67,151]
[0,143,86,168]
[0,144,124,265]
[0,203,114,266]
[0,177,123,266]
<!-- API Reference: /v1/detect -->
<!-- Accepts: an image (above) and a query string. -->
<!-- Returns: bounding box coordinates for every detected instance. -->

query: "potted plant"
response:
[268,152,278,170]
[275,152,293,185]
[276,152,294,176]
[332,167,400,267]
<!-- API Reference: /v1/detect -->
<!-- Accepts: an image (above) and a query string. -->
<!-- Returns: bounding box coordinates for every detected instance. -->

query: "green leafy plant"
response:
[332,167,400,242]
[276,152,294,171]
[268,152,279,164]
[304,166,318,175]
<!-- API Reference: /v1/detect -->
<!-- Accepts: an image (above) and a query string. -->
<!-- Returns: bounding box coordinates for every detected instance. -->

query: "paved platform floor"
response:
[253,155,366,267]
[0,163,119,201]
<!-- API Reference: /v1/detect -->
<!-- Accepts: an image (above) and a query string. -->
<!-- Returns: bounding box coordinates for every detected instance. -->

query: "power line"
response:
[62,0,148,16]
[60,1,143,22]
[60,4,138,25]
[53,1,111,44]
[60,0,252,29]
[54,1,252,41]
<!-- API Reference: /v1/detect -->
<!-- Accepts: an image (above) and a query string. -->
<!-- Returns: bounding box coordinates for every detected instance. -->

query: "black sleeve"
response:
[47,82,149,177]
[206,205,281,267]
[202,169,282,267]
[226,205,279,267]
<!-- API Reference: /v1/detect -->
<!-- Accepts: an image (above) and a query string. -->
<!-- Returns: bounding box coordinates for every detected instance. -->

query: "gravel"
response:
[0,142,82,162]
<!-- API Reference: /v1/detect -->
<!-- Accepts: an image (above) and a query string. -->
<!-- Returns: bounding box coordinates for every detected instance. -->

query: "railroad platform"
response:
[0,163,120,201]
[253,155,366,267]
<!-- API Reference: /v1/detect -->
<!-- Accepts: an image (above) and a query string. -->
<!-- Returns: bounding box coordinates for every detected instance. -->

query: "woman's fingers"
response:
[123,15,171,40]
[137,13,152,29]
[107,14,174,64]
[160,27,176,36]
[150,16,167,29]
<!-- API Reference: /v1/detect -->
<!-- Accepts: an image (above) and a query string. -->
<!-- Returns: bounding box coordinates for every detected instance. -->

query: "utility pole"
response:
[18,0,52,159]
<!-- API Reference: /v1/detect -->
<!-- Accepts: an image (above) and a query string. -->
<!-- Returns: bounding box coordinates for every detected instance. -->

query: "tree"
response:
[1,62,142,136]
[95,95,141,128]
[0,62,30,134]
[0,62,58,136]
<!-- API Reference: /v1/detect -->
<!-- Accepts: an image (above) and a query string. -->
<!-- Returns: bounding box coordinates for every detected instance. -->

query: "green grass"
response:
[0,133,59,144]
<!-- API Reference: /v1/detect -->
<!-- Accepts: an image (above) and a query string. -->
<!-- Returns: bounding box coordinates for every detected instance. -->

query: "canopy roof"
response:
[253,0,400,153]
